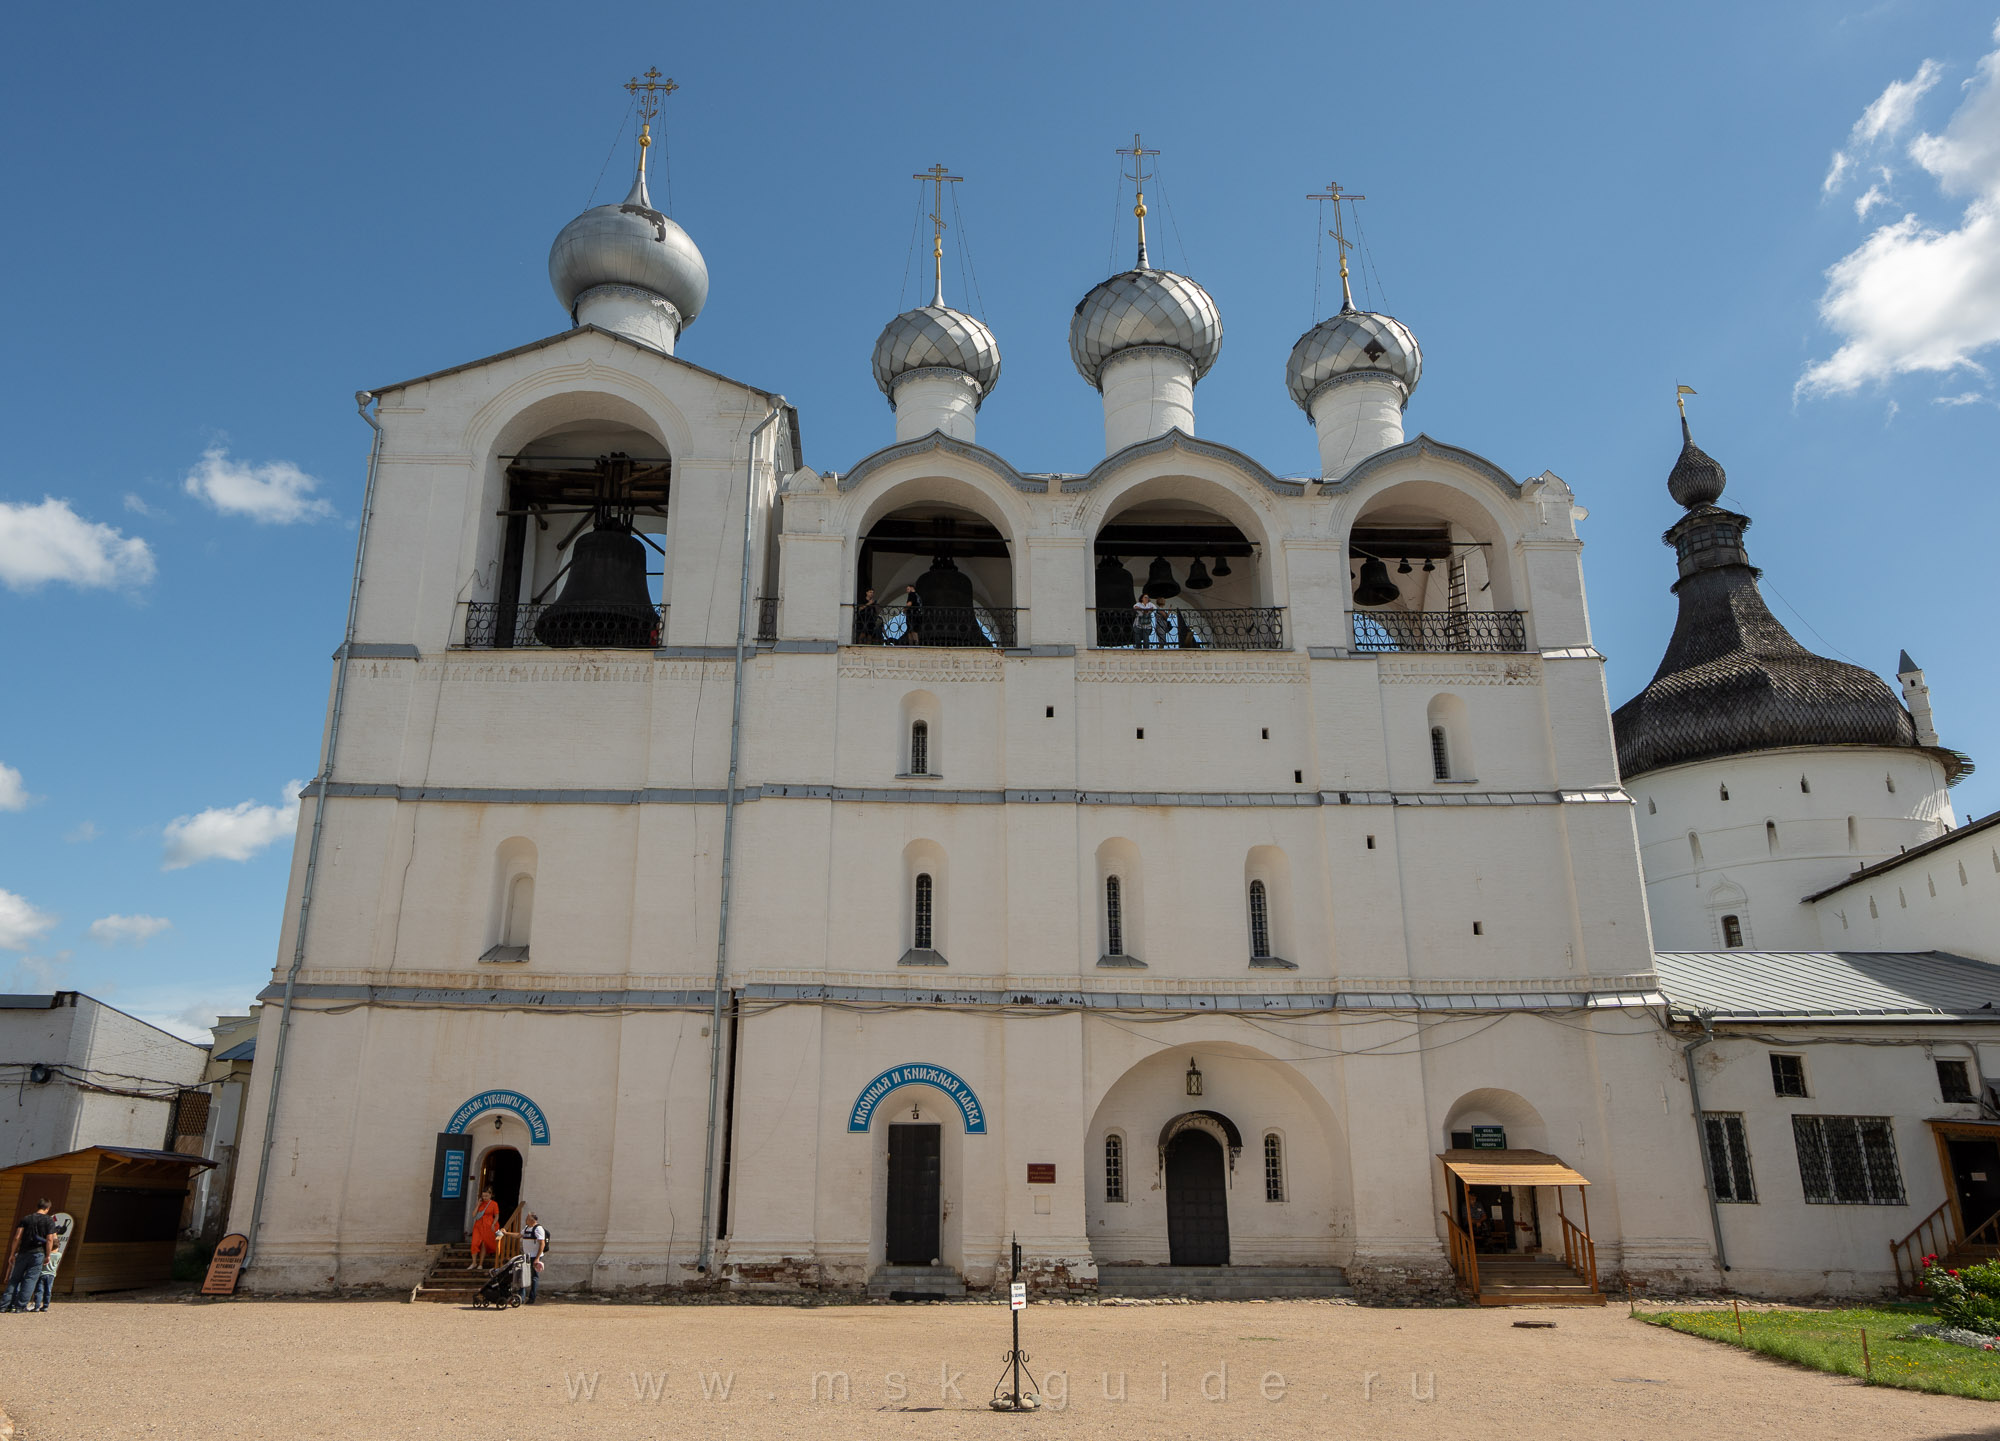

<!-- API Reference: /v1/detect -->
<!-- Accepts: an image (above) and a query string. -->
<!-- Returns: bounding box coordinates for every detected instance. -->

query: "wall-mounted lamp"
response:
[494,1116,503,1131]
[1186,1060,1204,1097]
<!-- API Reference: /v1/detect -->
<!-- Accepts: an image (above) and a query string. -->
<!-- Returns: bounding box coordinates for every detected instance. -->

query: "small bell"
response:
[1397,557,1413,575]
[1210,555,1231,578]
[1184,557,1213,590]
[1422,557,1436,573]
[1353,556,1400,607]
[1144,555,1181,600]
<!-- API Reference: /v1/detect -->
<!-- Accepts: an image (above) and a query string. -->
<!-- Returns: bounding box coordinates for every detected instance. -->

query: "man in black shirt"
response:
[3,1200,57,1313]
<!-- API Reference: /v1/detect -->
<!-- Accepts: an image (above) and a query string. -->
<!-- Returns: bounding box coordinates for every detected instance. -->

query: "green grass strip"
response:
[1641,1304,2000,1402]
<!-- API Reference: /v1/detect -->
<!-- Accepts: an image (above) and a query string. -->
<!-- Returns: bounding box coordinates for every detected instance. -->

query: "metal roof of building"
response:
[1654,949,2000,1021]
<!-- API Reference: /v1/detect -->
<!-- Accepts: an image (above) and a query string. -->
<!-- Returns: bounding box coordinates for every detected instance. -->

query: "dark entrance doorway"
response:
[480,1147,522,1225]
[1165,1130,1230,1266]
[1949,1137,2000,1235]
[886,1124,942,1265]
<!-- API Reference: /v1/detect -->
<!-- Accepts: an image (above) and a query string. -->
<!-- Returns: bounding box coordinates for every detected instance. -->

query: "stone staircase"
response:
[411,1244,495,1304]
[1467,1254,1603,1306]
[867,1264,967,1300]
[1096,1265,1355,1300]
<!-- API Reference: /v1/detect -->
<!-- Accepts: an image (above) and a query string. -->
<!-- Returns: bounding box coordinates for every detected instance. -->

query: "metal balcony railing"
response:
[461,601,665,649]
[1091,606,1285,651]
[755,597,780,643]
[850,603,1020,649]
[1351,610,1527,654]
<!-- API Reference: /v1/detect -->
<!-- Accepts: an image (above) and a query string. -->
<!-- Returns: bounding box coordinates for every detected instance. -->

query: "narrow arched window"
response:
[1719,783,1730,801]
[1105,1133,1125,1202]
[1263,1133,1286,1202]
[1430,726,1451,781]
[1105,875,1125,956]
[1848,816,1860,853]
[1766,820,1780,855]
[1886,773,1897,794]
[1800,775,1811,794]
[1721,914,1743,949]
[909,720,929,776]
[913,873,934,950]
[503,874,534,949]
[1248,880,1271,958]
[1689,832,1704,867]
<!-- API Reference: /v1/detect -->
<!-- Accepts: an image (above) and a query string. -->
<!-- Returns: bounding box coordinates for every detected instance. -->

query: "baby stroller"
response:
[475,1255,525,1309]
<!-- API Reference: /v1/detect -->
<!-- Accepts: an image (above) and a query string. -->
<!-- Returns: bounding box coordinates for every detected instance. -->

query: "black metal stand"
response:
[989,1237,1041,1412]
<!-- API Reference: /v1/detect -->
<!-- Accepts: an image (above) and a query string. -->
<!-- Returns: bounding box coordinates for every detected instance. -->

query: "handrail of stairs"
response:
[1891,1200,1957,1294]
[1441,1210,1479,1296]
[1558,1212,1599,1294]
[409,1243,445,1304]
[497,1203,526,1266]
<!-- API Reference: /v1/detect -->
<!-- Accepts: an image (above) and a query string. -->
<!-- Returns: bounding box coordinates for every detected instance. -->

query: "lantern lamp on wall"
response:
[1185,1060,1204,1097]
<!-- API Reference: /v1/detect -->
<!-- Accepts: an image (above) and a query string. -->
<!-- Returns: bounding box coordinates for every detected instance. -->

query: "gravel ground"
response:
[3,1295,1996,1440]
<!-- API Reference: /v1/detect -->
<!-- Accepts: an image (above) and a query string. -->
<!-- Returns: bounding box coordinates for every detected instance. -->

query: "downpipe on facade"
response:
[699,400,785,1274]
[242,391,386,1271]
[1682,1012,1730,1274]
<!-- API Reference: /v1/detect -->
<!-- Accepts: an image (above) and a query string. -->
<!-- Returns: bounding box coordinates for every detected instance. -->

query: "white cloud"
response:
[88,914,172,946]
[1853,183,1890,219]
[123,493,160,518]
[1934,390,1996,406]
[64,821,99,844]
[183,447,333,525]
[0,762,31,811]
[0,890,58,951]
[1801,37,2000,397]
[4,952,71,993]
[162,781,304,870]
[1823,60,1944,193]
[0,497,156,592]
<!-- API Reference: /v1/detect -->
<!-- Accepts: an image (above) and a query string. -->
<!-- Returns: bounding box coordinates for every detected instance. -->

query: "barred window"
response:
[1430,727,1451,781]
[909,720,929,776]
[1248,880,1271,959]
[1264,1133,1286,1202]
[1105,1134,1125,1203]
[1721,914,1744,949]
[1105,876,1124,956]
[913,873,934,951]
[1702,1113,1756,1203]
[1769,1053,1807,1098]
[1793,1115,1905,1205]
[1939,1059,1976,1104]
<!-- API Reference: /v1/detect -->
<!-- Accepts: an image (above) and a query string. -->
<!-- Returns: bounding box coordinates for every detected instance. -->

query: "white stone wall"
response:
[1808,821,2000,962]
[0,995,207,1168]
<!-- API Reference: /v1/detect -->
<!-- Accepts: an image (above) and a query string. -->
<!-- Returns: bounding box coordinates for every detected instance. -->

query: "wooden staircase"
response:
[1466,1254,1605,1306]
[1892,1201,2000,1293]
[411,1202,523,1304]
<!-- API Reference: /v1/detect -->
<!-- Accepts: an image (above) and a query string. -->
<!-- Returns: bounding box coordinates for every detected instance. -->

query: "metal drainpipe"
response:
[698,400,785,1275]
[243,391,386,1270]
[1682,1012,1730,1274]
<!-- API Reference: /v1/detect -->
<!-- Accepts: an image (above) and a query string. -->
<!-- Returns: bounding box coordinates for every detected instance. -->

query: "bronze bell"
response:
[1144,555,1181,600]
[1211,554,1231,577]
[1095,555,1136,647]
[534,521,658,647]
[1353,556,1401,608]
[1184,557,1213,590]
[914,554,976,645]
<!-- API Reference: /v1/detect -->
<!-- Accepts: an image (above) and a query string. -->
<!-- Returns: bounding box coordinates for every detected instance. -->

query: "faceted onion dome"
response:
[548,168,709,328]
[1666,416,1727,508]
[1069,267,1223,390]
[1285,305,1422,412]
[871,304,1002,404]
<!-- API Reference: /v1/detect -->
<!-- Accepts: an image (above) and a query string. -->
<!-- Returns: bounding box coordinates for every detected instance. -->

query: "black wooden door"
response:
[426,1134,473,1244]
[886,1124,941,1265]
[1166,1131,1230,1266]
[1950,1139,2000,1233]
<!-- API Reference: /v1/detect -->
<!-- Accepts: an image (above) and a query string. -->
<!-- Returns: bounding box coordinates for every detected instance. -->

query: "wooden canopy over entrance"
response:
[1438,1149,1602,1306]
[1891,1119,2000,1291]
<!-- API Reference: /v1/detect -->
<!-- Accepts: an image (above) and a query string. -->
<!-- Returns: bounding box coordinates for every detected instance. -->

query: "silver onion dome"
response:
[548,166,709,329]
[872,303,1002,404]
[1285,305,1422,413]
[1069,266,1224,391]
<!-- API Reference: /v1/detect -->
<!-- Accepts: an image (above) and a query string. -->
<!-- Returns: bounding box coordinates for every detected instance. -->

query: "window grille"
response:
[1702,1113,1756,1202]
[1939,1059,1976,1103]
[1105,1134,1125,1202]
[1721,914,1743,949]
[1793,1115,1905,1205]
[1770,1053,1807,1097]
[1263,1133,1285,1202]
[1105,876,1124,955]
[1430,726,1451,781]
[171,1089,210,1140]
[1248,880,1271,958]
[913,873,933,951]
[909,720,929,776]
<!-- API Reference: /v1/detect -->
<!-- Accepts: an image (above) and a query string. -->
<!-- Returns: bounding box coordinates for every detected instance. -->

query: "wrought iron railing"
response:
[756,597,780,643]
[849,604,1020,649]
[461,601,665,649]
[1091,606,1285,651]
[1351,609,1527,654]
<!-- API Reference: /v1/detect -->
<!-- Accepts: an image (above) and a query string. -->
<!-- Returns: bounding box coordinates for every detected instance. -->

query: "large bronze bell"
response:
[534,521,658,647]
[913,554,977,645]
[1095,556,1135,647]
[1143,555,1182,600]
[1353,556,1401,608]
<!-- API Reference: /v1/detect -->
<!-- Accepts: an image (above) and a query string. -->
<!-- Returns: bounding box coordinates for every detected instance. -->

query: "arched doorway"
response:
[479,1147,522,1226]
[1165,1131,1230,1266]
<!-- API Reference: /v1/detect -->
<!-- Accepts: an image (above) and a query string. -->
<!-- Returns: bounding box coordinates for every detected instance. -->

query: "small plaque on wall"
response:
[1026,1163,1056,1184]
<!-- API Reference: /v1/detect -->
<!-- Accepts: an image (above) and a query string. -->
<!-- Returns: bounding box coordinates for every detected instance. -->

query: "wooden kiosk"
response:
[1,1147,218,1296]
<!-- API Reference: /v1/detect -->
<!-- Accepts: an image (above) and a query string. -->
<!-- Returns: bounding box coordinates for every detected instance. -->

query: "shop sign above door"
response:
[446,1089,552,1144]
[849,1063,986,1134]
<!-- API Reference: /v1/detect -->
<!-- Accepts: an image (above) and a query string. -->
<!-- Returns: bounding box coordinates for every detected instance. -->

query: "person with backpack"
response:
[505,1212,550,1304]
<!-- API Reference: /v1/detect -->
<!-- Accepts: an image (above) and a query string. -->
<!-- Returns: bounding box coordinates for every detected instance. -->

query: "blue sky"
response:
[3,2,1996,1039]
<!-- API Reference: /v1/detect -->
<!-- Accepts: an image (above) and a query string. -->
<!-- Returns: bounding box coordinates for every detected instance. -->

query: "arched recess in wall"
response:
[483,837,537,963]
[899,691,942,776]
[901,838,948,966]
[1342,474,1523,643]
[1084,472,1281,644]
[845,472,1029,644]
[1441,1088,1550,1153]
[1095,837,1144,966]
[1425,693,1475,783]
[1704,878,1750,949]
[1244,846,1296,969]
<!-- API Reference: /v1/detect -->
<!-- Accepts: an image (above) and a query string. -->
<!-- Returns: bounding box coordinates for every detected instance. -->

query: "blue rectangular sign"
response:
[440,1148,467,1199]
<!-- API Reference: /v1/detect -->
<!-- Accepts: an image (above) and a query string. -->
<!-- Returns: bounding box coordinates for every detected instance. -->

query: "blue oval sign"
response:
[447,1089,551,1145]
[848,1063,986,1134]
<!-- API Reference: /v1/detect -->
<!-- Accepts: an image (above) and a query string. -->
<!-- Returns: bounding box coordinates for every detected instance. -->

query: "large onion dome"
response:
[549,163,709,330]
[1069,264,1223,390]
[1285,303,1422,412]
[872,302,1001,404]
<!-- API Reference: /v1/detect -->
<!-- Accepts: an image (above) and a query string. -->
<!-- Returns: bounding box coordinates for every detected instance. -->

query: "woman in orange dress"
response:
[467,1188,500,1269]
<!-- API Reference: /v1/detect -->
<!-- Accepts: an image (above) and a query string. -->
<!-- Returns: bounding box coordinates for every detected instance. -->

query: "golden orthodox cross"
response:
[1307,181,1365,310]
[913,162,962,303]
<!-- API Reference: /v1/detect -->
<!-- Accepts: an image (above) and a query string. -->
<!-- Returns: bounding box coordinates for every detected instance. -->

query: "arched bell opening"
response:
[1092,495,1276,651]
[476,419,672,649]
[1346,479,1523,655]
[854,500,1016,648]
